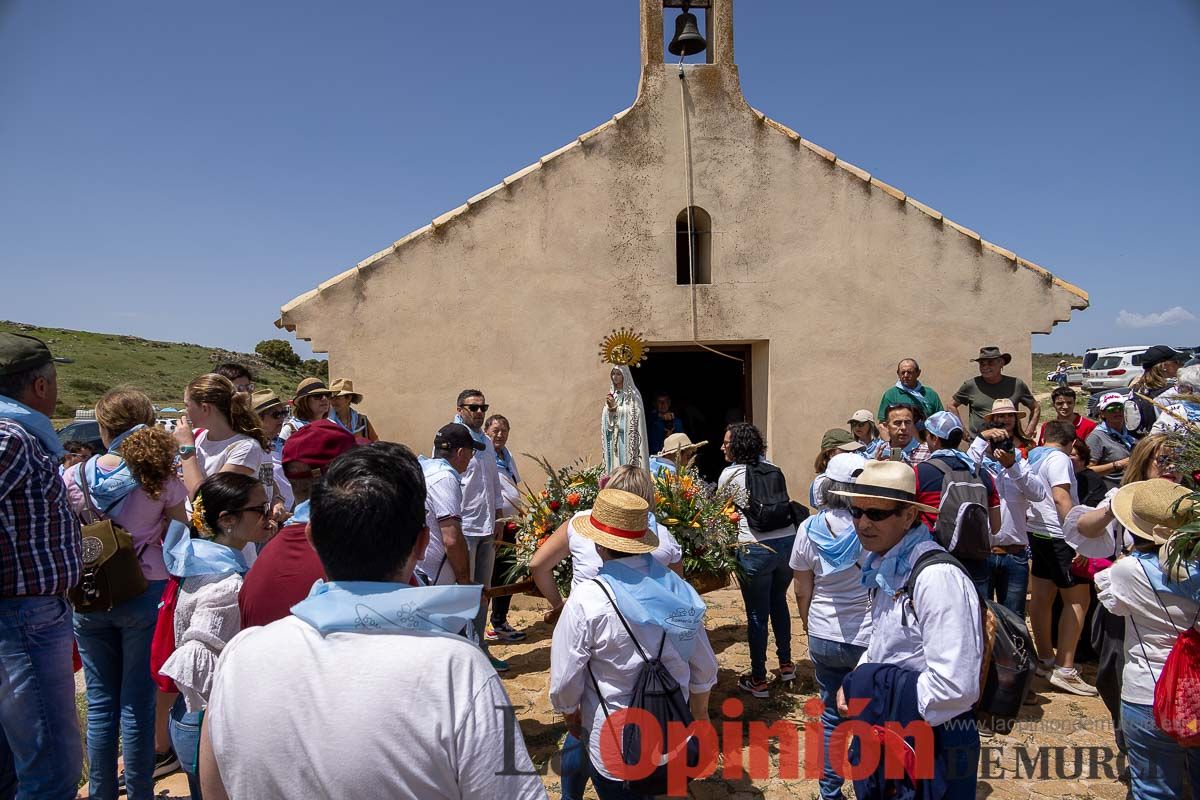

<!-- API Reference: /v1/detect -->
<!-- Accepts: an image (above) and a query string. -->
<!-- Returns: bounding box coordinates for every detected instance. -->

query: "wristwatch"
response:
[177,445,196,459]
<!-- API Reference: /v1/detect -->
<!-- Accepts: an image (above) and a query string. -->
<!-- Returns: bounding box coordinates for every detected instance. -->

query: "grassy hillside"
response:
[0,321,319,423]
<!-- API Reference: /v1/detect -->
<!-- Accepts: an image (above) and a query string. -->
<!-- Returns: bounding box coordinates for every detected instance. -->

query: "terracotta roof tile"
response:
[905,196,943,222]
[869,177,906,202]
[944,218,981,242]
[834,159,871,183]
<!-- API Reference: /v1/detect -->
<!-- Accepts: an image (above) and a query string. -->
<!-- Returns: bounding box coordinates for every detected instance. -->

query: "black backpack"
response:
[925,459,991,561]
[587,579,701,796]
[742,462,794,532]
[901,551,1036,733]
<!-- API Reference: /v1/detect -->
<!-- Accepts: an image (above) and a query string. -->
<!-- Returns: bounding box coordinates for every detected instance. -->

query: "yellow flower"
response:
[664,518,680,526]
[690,520,701,528]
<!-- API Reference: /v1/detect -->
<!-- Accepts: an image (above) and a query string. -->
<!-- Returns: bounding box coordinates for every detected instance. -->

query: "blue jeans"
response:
[0,595,82,800]
[1121,700,1200,800]
[809,635,867,800]
[560,731,590,800]
[937,711,980,800]
[169,696,203,800]
[987,549,1030,618]
[736,535,795,681]
[589,763,650,800]
[465,535,495,654]
[74,580,166,800]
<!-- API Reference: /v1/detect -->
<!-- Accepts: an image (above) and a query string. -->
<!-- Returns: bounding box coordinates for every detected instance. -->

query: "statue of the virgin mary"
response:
[601,364,650,475]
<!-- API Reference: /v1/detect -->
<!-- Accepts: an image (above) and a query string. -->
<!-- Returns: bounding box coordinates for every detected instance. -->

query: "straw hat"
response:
[655,432,708,458]
[330,378,363,404]
[983,398,1027,420]
[251,390,284,414]
[293,378,334,402]
[571,489,659,554]
[1111,479,1196,546]
[829,460,938,514]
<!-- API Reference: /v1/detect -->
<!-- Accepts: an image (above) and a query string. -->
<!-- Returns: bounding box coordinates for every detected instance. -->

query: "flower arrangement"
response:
[1158,403,1200,577]
[501,455,744,597]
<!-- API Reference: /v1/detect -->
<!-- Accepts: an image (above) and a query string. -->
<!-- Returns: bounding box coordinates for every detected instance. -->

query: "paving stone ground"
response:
[133,588,1126,799]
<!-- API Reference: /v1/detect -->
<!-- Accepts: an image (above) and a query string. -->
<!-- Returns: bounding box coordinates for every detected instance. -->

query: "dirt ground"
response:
[141,587,1128,799]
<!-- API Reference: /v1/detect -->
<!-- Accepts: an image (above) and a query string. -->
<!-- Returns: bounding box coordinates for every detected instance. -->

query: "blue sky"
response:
[1,0,1197,358]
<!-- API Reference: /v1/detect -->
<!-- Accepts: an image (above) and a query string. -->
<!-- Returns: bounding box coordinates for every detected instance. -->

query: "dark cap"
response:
[434,423,484,454]
[0,333,73,377]
[1141,345,1185,370]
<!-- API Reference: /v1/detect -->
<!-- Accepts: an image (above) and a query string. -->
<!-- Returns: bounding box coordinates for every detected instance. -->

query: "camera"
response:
[980,420,1013,455]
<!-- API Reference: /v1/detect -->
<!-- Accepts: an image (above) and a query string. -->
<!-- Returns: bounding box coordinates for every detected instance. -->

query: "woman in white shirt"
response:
[718,422,797,699]
[279,378,333,441]
[790,453,870,800]
[1096,479,1200,800]
[160,472,276,798]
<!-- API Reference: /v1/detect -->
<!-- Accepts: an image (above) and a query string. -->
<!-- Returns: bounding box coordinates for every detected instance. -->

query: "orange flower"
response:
[566,492,581,507]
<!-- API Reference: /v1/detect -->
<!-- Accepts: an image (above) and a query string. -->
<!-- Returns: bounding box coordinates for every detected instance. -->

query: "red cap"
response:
[282,419,358,473]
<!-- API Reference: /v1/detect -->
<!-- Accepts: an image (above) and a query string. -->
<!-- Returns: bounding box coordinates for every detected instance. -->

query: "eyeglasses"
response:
[848,505,905,522]
[461,404,489,413]
[265,409,289,419]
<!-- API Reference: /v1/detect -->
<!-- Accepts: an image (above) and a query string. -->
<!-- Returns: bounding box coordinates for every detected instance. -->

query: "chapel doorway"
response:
[636,344,752,481]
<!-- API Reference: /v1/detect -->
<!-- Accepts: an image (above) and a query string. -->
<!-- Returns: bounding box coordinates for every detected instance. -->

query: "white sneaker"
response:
[1049,666,1098,696]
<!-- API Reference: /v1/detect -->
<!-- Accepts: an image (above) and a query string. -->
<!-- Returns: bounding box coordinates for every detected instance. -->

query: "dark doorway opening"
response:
[635,344,751,482]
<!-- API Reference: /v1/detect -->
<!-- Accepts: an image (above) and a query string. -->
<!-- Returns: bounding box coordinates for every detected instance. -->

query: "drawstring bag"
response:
[1128,559,1200,747]
[150,575,181,693]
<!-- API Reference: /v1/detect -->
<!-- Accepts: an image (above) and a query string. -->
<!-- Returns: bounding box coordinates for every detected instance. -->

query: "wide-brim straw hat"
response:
[829,460,938,514]
[251,390,284,414]
[329,377,363,404]
[983,398,1027,420]
[1111,479,1196,546]
[655,432,707,458]
[971,346,1012,365]
[571,488,659,554]
[294,378,334,402]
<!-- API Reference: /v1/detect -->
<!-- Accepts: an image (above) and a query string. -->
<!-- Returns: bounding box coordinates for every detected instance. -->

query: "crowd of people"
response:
[1,330,1198,800]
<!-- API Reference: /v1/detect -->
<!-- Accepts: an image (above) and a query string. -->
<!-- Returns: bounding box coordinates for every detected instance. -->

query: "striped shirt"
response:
[0,420,81,596]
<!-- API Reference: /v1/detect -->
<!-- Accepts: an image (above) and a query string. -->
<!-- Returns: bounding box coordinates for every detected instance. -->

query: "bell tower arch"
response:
[640,0,735,67]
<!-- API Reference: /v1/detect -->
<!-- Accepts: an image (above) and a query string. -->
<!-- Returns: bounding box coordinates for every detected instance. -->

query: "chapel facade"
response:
[278,0,1087,487]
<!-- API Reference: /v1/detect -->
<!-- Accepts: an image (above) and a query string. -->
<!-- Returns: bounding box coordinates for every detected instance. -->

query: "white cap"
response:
[826,452,868,484]
[1096,391,1126,410]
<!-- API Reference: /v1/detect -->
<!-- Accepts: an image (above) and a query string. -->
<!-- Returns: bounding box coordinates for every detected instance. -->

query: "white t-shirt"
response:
[717,463,797,543]
[1096,556,1200,705]
[192,431,270,565]
[1024,448,1078,539]
[416,468,464,586]
[788,510,871,646]
[208,616,546,800]
[566,511,682,587]
[460,435,502,538]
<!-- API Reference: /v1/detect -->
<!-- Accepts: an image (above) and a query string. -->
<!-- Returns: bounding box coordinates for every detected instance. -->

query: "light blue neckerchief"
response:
[162,520,249,578]
[804,510,862,575]
[894,381,928,408]
[648,455,677,476]
[1026,445,1055,469]
[291,580,482,637]
[0,394,65,458]
[862,439,888,459]
[860,524,938,596]
[1097,421,1137,450]
[495,447,518,481]
[597,554,706,660]
[1131,551,1200,604]
[327,409,362,436]
[83,455,139,514]
[283,499,310,527]
[981,446,1023,477]
[930,448,978,476]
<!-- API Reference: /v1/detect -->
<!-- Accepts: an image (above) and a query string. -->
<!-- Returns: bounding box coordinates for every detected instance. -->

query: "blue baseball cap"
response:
[925,411,963,440]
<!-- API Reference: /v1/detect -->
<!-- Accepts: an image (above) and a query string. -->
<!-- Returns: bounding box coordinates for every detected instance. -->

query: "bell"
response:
[667,10,706,57]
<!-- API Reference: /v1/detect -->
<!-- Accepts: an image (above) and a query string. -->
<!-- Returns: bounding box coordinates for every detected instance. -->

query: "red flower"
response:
[549,500,561,511]
[504,521,518,534]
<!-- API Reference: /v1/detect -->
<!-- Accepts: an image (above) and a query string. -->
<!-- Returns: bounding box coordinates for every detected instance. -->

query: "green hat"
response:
[0,333,72,377]
[820,427,862,452]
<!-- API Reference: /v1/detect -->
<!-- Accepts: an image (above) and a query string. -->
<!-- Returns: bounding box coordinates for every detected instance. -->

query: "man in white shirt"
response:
[1025,420,1097,697]
[453,389,508,670]
[415,424,479,587]
[831,461,982,800]
[550,489,717,799]
[200,443,546,800]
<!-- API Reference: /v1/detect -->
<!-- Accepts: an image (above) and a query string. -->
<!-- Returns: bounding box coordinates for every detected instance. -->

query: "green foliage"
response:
[255,339,301,368]
[0,321,318,422]
[302,358,329,380]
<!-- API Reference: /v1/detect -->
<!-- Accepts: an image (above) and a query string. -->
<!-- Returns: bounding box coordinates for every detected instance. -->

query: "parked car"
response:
[1065,365,1086,386]
[56,420,105,455]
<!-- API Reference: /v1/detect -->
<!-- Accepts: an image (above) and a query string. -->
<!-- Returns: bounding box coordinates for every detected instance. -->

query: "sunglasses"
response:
[461,403,489,413]
[848,505,906,522]
[265,409,289,420]
[234,503,270,519]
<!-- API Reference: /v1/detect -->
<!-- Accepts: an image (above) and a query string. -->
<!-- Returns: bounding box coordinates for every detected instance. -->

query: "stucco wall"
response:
[280,11,1084,494]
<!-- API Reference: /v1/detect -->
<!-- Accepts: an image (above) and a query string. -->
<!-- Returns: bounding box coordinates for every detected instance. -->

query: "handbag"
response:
[68,462,148,613]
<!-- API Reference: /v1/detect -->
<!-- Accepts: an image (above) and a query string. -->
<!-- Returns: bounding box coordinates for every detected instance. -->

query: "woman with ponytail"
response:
[159,472,275,799]
[175,373,279,514]
[64,388,187,799]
